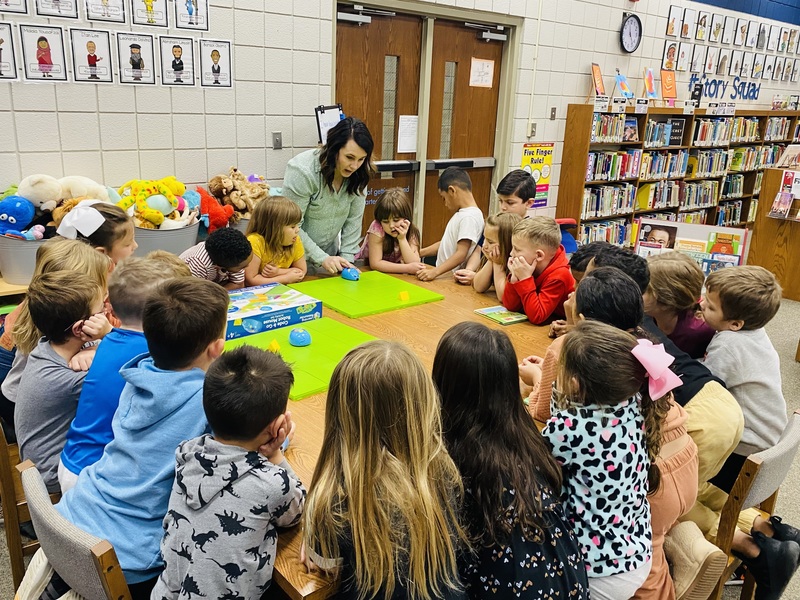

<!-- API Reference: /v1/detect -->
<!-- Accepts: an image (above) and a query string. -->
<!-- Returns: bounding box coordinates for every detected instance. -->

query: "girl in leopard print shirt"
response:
[543,320,677,600]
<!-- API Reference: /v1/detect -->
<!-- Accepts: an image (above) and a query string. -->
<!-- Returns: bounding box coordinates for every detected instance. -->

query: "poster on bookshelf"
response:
[634,218,749,266]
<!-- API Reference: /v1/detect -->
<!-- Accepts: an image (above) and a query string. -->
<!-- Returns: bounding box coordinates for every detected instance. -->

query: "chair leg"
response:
[709,577,725,600]
[742,573,757,600]
[3,498,25,589]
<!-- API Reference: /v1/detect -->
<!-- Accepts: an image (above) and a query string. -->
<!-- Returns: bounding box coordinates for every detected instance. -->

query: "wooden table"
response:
[272,274,554,600]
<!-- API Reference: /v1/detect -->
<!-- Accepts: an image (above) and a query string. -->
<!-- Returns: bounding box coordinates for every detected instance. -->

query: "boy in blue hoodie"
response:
[56,278,230,599]
[58,256,190,493]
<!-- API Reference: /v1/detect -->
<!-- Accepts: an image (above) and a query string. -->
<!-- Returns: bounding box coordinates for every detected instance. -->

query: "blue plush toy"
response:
[0,196,35,237]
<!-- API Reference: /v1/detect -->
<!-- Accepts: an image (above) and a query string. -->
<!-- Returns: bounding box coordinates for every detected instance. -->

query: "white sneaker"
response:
[664,521,728,600]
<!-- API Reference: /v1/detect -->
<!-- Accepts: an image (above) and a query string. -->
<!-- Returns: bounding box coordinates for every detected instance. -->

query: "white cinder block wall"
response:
[0,0,794,214]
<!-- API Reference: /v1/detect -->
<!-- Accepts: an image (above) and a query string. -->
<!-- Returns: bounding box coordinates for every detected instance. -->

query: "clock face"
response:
[621,14,642,53]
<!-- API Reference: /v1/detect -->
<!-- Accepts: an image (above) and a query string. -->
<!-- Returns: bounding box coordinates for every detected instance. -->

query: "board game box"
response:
[226,283,322,340]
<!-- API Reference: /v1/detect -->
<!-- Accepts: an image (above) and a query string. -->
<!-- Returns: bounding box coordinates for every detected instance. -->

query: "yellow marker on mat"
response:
[268,339,281,353]
[398,291,410,302]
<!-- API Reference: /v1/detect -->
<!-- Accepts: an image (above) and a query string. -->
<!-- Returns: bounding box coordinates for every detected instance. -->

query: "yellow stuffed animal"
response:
[117,178,180,227]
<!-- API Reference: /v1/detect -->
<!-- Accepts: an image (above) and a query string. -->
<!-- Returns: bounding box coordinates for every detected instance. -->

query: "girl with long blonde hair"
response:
[0,238,112,438]
[301,340,466,600]
[244,197,307,285]
[470,212,521,301]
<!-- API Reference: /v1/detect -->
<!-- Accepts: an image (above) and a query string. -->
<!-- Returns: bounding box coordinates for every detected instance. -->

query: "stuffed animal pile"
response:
[208,166,268,220]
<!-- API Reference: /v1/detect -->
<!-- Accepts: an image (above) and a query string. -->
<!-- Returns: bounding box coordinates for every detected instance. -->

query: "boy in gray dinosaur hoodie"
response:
[151,345,306,600]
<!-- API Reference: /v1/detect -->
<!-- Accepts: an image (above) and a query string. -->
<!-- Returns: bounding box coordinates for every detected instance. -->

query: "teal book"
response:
[474,306,529,325]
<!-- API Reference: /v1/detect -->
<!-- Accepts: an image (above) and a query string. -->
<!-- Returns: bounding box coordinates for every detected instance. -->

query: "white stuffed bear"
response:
[59,176,110,203]
[17,174,62,212]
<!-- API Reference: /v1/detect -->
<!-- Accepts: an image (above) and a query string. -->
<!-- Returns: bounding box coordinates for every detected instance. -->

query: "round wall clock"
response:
[620,13,643,53]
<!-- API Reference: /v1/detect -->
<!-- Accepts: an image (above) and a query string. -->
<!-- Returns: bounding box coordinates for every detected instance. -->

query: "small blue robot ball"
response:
[241,318,264,334]
[341,267,360,281]
[289,328,312,347]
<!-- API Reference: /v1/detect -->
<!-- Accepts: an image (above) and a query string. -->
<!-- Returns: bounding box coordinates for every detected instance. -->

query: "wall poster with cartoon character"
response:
[0,0,27,15]
[35,0,78,18]
[159,35,193,85]
[0,23,19,80]
[116,31,154,84]
[19,24,67,81]
[199,38,230,87]
[131,0,166,27]
[174,0,208,32]
[70,28,112,83]
[85,0,125,24]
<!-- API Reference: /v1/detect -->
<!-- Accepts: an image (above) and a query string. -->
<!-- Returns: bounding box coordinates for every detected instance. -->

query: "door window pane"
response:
[382,55,399,159]
[440,61,457,159]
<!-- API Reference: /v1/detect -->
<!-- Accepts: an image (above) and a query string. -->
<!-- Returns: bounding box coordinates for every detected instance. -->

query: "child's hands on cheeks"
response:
[482,244,501,264]
[393,219,410,240]
[80,313,112,343]
[549,319,569,338]
[508,255,535,282]
[258,410,294,463]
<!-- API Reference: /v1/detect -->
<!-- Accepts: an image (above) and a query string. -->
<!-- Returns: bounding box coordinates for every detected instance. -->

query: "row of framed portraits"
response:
[0,0,209,31]
[662,40,800,83]
[667,6,800,56]
[0,22,231,86]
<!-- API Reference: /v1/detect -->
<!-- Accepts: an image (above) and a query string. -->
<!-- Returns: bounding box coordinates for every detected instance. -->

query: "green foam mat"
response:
[289,271,444,318]
[224,317,375,400]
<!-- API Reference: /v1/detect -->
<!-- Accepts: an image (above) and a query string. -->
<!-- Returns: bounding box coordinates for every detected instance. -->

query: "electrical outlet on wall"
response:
[550,107,557,120]
[272,132,283,150]
[529,122,537,137]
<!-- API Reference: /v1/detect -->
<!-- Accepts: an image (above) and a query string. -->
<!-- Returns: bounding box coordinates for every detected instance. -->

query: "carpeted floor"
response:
[0,300,798,599]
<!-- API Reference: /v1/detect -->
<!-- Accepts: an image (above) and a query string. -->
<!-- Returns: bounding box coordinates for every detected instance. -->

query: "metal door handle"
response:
[374,160,421,173]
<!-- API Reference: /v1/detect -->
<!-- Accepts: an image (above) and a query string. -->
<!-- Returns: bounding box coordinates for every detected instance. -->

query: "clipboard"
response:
[315,104,345,144]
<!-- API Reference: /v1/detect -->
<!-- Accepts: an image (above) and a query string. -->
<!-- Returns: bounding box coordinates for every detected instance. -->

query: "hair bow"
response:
[631,338,683,399]
[56,199,106,240]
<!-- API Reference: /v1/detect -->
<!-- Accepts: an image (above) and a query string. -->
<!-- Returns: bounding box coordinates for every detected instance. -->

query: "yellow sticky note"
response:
[398,291,410,302]
[234,318,243,325]
[268,339,281,353]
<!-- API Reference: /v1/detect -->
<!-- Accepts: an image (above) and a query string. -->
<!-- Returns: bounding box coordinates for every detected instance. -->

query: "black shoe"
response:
[769,516,800,547]
[739,532,800,600]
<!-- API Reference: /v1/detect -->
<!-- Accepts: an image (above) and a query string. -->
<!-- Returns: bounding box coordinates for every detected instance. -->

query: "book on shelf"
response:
[716,200,742,226]
[768,191,794,218]
[681,250,712,267]
[710,253,741,265]
[702,258,736,275]
[668,118,685,146]
[635,242,669,258]
[623,117,639,142]
[674,239,708,253]
[775,144,800,168]
[474,306,529,325]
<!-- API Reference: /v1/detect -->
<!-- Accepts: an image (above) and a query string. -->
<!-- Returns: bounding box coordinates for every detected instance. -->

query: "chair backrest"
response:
[743,409,800,508]
[17,460,131,600]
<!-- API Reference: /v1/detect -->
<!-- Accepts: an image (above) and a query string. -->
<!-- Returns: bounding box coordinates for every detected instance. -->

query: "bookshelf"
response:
[558,104,800,246]
[748,168,800,301]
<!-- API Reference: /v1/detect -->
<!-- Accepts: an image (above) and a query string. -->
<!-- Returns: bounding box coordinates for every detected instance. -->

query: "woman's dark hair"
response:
[575,266,644,331]
[433,322,562,546]
[319,117,375,196]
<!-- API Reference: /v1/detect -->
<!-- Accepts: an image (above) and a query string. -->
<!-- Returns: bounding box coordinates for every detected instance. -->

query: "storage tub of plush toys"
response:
[133,221,200,257]
[0,236,46,285]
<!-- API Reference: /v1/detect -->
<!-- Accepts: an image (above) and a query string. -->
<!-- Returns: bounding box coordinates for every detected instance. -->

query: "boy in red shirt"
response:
[502,216,574,325]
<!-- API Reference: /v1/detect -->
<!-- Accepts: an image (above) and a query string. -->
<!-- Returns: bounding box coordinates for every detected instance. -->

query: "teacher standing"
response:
[283,117,376,274]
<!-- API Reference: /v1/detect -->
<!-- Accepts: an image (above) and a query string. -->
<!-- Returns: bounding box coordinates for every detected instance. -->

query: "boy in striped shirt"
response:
[180,228,252,290]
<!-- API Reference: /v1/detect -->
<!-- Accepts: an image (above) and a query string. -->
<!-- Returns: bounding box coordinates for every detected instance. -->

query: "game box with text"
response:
[226,284,322,340]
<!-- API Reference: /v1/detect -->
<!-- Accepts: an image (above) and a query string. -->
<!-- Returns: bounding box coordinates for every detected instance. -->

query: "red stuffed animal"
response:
[197,186,234,233]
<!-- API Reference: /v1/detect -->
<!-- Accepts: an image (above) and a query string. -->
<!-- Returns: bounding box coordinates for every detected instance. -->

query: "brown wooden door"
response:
[335,8,422,231]
[423,19,504,245]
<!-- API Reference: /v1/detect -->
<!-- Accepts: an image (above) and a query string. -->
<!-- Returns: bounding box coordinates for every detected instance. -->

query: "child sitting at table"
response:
[181,227,253,290]
[58,256,191,492]
[434,322,590,598]
[301,340,466,599]
[470,212,521,301]
[245,196,308,285]
[151,345,305,600]
[502,216,574,325]
[645,252,715,359]
[355,187,425,275]
[56,278,229,597]
[418,167,484,281]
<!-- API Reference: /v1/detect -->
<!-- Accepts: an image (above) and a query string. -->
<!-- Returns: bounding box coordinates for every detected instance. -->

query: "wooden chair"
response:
[709,409,800,600]
[0,420,40,589]
[17,460,131,600]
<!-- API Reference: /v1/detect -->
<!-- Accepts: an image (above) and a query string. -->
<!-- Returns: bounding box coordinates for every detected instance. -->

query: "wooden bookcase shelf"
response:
[558,103,800,246]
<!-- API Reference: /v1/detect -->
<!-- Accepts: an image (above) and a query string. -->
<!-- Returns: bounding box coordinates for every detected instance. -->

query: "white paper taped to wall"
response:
[397,115,418,153]
[469,57,494,88]
[315,104,345,144]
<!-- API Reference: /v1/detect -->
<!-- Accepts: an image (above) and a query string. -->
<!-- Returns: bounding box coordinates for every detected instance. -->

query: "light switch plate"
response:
[272,132,283,150]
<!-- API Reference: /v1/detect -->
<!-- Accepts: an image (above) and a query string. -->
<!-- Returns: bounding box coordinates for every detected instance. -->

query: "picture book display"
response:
[635,218,749,268]
[474,306,528,325]
[226,283,322,340]
[768,191,794,219]
[224,318,376,401]
[289,270,444,319]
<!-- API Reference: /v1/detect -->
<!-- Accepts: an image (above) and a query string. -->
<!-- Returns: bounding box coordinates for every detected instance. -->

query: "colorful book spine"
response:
[721,174,745,199]
[591,113,626,143]
[581,183,636,219]
[585,150,642,182]
[681,180,720,210]
[579,218,630,246]
[691,118,733,147]
[731,117,761,143]
[639,149,689,180]
[765,117,791,141]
